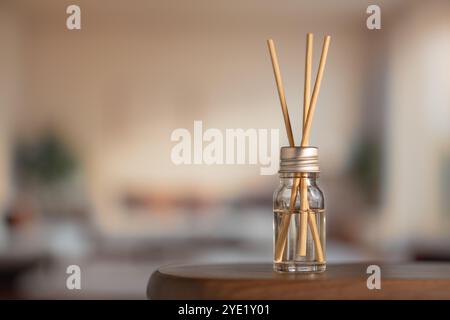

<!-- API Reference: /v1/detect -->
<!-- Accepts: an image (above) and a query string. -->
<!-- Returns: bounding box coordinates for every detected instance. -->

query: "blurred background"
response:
[0,0,449,298]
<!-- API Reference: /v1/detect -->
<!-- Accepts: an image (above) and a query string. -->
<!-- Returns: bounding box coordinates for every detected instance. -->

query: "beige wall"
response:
[378,1,450,249]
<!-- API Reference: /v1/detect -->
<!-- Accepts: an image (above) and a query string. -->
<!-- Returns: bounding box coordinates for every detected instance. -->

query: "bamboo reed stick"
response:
[301,35,331,147]
[296,33,314,257]
[298,175,309,256]
[267,39,300,262]
[303,33,313,131]
[267,39,295,147]
[299,35,331,263]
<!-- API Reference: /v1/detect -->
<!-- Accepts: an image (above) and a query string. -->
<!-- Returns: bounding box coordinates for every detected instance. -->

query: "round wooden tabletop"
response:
[147,262,450,299]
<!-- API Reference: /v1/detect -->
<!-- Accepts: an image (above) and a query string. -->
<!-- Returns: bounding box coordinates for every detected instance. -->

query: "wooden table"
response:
[147,262,450,299]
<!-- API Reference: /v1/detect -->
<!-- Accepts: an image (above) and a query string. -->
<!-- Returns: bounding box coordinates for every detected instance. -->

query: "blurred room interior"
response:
[0,0,449,298]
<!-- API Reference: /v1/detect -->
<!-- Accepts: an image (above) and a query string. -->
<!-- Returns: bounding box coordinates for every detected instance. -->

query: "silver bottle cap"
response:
[279,146,320,173]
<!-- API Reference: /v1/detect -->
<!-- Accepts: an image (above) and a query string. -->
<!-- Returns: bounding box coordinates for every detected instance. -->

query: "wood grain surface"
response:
[147,263,450,300]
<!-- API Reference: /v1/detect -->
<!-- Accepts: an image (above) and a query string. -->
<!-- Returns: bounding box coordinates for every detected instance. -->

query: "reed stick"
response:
[301,35,331,146]
[298,174,309,256]
[299,35,330,263]
[267,39,300,262]
[296,33,314,257]
[303,33,313,131]
[267,39,295,147]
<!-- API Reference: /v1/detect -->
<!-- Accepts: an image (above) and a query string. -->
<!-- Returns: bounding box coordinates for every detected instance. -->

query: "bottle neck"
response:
[279,172,319,185]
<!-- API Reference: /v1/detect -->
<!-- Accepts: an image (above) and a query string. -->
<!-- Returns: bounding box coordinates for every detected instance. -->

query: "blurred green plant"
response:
[349,139,382,205]
[14,132,77,186]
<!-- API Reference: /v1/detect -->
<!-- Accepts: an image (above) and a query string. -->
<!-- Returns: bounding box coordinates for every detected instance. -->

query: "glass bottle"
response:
[273,147,325,272]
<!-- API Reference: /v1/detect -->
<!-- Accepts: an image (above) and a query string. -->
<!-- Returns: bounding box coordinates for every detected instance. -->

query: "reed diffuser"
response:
[268,33,330,272]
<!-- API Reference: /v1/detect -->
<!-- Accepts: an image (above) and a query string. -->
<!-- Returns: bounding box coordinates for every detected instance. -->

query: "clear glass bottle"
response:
[273,147,325,272]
